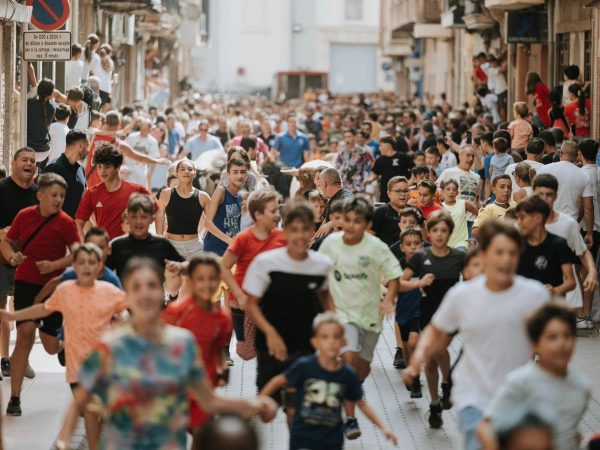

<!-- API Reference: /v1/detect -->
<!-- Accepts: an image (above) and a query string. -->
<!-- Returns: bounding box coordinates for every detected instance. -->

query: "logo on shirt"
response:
[534,256,548,270]
[424,259,432,266]
[392,158,399,167]
[334,270,342,282]
[308,282,318,290]
[95,201,103,208]
[357,256,370,268]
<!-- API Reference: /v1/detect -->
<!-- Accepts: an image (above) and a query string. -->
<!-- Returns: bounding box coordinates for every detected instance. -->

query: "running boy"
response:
[163,254,233,448]
[441,179,479,250]
[311,199,346,251]
[0,172,80,416]
[478,303,591,450]
[204,158,248,256]
[261,312,397,450]
[1,242,127,445]
[417,180,442,219]
[243,200,333,421]
[472,174,515,239]
[372,176,410,247]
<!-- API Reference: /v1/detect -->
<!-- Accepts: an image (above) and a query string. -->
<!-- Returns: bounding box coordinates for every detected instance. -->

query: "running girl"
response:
[441,179,478,250]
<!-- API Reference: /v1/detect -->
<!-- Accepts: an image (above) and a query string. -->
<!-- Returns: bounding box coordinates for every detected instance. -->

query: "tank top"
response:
[165,188,203,235]
[203,187,242,256]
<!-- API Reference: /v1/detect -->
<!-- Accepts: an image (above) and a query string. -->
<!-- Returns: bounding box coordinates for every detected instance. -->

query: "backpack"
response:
[82,85,101,112]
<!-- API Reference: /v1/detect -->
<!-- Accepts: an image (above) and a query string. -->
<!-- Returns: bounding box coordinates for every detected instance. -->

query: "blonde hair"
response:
[98,44,114,72]
[71,242,102,262]
[248,189,281,221]
[513,102,529,118]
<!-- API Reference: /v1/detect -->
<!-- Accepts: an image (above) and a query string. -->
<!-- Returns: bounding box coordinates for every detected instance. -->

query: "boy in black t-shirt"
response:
[260,312,397,450]
[371,176,410,247]
[515,195,576,295]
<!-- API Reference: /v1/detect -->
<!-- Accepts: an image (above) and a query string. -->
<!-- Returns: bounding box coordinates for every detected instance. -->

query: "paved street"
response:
[4,317,600,450]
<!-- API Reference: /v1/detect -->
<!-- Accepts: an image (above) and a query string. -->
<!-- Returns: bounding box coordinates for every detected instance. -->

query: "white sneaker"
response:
[24,363,35,379]
[576,317,591,329]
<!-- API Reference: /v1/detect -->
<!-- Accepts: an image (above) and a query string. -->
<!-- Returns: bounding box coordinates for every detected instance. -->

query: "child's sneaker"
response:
[410,378,422,399]
[393,347,405,369]
[441,382,452,410]
[343,417,361,440]
[223,346,234,367]
[427,403,443,429]
[6,396,21,416]
[0,358,8,378]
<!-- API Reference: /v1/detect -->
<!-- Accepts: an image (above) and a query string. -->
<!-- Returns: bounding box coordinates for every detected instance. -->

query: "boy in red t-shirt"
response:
[76,143,156,240]
[0,172,80,416]
[221,189,286,358]
[162,254,232,448]
[417,180,442,219]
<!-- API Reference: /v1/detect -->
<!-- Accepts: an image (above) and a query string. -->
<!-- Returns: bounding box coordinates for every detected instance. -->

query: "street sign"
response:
[26,0,70,31]
[23,31,71,61]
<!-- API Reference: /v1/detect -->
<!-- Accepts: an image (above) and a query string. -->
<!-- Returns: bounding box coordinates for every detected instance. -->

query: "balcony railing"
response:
[485,0,545,10]
[391,0,441,31]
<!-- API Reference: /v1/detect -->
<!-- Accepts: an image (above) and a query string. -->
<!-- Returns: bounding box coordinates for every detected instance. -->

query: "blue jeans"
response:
[458,406,483,450]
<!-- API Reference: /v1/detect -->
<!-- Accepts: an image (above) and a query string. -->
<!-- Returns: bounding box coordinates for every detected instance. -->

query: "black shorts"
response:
[13,280,62,336]
[497,91,507,111]
[99,90,112,106]
[420,297,443,330]
[0,264,15,300]
[399,318,420,342]
[256,350,311,406]
[231,307,245,341]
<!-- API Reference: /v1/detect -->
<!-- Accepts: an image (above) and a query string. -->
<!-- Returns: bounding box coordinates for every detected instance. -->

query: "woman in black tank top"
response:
[156,159,210,260]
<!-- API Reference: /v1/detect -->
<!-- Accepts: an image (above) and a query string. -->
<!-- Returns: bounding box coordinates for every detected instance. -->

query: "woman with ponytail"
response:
[96,43,116,112]
[564,83,591,137]
[525,72,552,128]
[81,33,100,79]
[548,88,570,137]
[26,78,56,169]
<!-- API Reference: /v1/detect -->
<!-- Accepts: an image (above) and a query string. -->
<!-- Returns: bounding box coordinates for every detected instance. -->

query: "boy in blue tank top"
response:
[204,158,248,256]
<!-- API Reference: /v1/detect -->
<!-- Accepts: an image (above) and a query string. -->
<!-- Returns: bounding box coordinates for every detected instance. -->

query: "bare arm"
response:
[476,418,500,450]
[319,289,335,312]
[304,149,311,163]
[155,188,171,236]
[357,400,397,446]
[379,278,399,316]
[549,263,576,296]
[203,187,233,244]
[120,141,167,165]
[260,373,287,398]
[2,304,50,322]
[220,250,246,307]
[403,324,453,386]
[465,201,480,216]
[198,192,211,235]
[582,196,594,246]
[33,276,61,304]
[36,254,73,275]
[579,250,598,292]
[76,219,86,240]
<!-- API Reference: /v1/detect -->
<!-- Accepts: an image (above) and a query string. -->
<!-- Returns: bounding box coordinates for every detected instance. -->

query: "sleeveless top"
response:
[165,188,203,235]
[203,187,242,256]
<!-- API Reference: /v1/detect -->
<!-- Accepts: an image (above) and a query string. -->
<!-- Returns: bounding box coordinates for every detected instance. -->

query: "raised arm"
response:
[120,141,169,166]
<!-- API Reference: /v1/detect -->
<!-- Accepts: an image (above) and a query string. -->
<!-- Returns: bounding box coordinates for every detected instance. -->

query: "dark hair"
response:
[418,180,437,195]
[71,43,83,57]
[492,137,509,153]
[579,138,599,162]
[197,414,259,450]
[65,130,88,148]
[526,302,576,344]
[248,189,281,221]
[227,146,251,165]
[37,79,55,128]
[93,143,123,168]
[515,195,551,222]
[533,173,559,192]
[341,196,374,222]
[387,176,408,192]
[563,65,580,80]
[84,33,100,63]
[425,146,441,159]
[477,219,524,252]
[0,165,6,179]
[440,178,459,190]
[55,104,71,121]
[13,146,35,161]
[568,83,587,115]
[492,174,511,187]
[464,247,482,267]
[66,86,84,102]
[400,227,422,244]
[399,206,424,225]
[282,199,315,226]
[380,136,395,148]
[493,129,511,147]
[226,158,249,172]
[84,226,110,243]
[166,174,178,186]
[121,257,165,287]
[525,72,543,95]
[422,122,434,134]
[329,199,346,215]
[476,86,489,97]
[187,253,221,277]
[538,130,556,147]
[240,136,258,152]
[412,165,429,177]
[480,131,494,146]
[343,128,357,136]
[548,127,563,145]
[38,172,67,191]
[127,193,155,215]
[525,137,544,155]
[496,408,553,449]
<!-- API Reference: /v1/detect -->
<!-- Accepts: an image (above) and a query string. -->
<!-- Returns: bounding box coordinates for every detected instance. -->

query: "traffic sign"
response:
[26,0,70,31]
[23,31,71,61]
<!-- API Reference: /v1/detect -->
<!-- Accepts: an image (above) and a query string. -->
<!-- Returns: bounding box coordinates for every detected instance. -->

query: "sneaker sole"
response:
[410,391,423,399]
[6,410,21,416]
[345,431,362,440]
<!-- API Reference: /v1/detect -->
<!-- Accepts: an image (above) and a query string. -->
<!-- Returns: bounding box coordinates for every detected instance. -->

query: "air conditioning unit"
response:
[111,14,136,46]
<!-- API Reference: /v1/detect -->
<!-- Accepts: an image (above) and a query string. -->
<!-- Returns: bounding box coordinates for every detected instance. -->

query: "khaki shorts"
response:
[341,323,380,362]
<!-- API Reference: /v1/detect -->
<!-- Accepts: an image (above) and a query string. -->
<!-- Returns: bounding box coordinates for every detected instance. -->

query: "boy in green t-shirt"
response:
[319,196,402,439]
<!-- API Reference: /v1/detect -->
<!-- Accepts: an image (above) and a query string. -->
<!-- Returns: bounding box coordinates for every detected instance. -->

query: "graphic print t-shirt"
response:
[285,355,362,450]
[517,233,574,287]
[243,248,332,353]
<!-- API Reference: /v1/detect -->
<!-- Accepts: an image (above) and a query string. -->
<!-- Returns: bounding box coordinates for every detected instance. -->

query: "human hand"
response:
[35,260,55,274]
[407,198,417,206]
[382,428,398,446]
[582,270,598,292]
[255,395,278,423]
[266,329,287,361]
[403,363,420,387]
[314,221,333,239]
[419,273,435,288]
[378,299,395,317]
[0,309,13,322]
[237,293,249,310]
[584,233,594,248]
[165,260,184,275]
[9,252,26,267]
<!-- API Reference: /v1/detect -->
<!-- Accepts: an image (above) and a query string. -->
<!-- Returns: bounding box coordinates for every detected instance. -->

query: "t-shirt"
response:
[274,131,310,168]
[564,99,591,136]
[419,202,442,219]
[47,122,69,164]
[436,167,481,221]
[243,247,332,353]
[226,227,287,306]
[44,154,87,218]
[44,280,127,383]
[79,325,205,450]
[183,134,224,160]
[440,150,458,171]
[65,60,84,90]
[323,188,353,223]
[107,234,185,279]
[285,355,362,450]
[432,275,550,411]
[124,132,160,187]
[443,200,468,249]
[319,232,402,332]
[27,98,56,157]
[371,203,401,247]
[580,164,600,232]
[505,160,544,199]
[0,178,37,228]
[487,362,590,450]
[517,233,574,287]
[60,266,121,289]
[76,180,152,240]
[472,201,516,229]
[7,206,80,285]
[507,119,532,149]
[372,153,414,203]
[536,162,594,222]
[489,153,514,178]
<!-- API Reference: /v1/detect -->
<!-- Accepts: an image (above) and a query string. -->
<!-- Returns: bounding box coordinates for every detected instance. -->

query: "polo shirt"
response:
[45,154,87,218]
[274,131,310,168]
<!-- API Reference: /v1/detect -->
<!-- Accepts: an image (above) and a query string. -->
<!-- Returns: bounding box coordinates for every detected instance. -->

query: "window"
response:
[584,30,591,82]
[556,32,570,83]
[345,0,363,20]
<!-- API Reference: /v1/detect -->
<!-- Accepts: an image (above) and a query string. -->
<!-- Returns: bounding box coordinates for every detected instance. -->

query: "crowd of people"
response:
[0,40,599,450]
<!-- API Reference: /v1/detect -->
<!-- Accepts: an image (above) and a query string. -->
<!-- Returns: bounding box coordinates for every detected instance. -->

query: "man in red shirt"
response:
[85,111,169,188]
[76,143,156,240]
[0,172,80,416]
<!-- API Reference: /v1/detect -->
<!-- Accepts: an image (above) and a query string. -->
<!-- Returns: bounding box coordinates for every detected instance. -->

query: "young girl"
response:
[308,189,327,231]
[1,243,127,449]
[97,44,116,112]
[441,179,478,250]
[56,257,276,450]
[402,211,464,429]
[513,161,535,203]
[163,255,233,450]
[82,33,100,79]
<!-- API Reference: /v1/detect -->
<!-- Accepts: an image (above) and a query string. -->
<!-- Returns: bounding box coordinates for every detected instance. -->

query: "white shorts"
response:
[341,323,380,362]
[168,238,204,261]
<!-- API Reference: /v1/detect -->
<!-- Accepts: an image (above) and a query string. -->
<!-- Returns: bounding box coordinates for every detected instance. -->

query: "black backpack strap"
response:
[21,213,59,253]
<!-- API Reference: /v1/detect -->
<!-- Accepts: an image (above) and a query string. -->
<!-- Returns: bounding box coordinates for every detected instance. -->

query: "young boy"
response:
[408,165,429,198]
[372,176,410,247]
[311,199,346,251]
[261,312,397,450]
[417,180,442,219]
[0,172,80,416]
[425,146,442,177]
[319,196,401,438]
[48,104,72,164]
[243,200,333,421]
[0,243,126,443]
[472,174,516,238]
[507,102,533,153]
[204,158,248,256]
[478,303,591,450]
[515,196,576,296]
[489,137,514,179]
[308,189,328,231]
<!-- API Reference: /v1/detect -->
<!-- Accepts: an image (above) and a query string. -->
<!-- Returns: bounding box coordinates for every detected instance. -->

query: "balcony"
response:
[391,0,441,31]
[97,0,161,15]
[485,0,545,10]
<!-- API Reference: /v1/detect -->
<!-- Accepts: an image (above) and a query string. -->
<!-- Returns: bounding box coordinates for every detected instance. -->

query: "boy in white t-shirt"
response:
[47,104,71,164]
[319,196,402,439]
